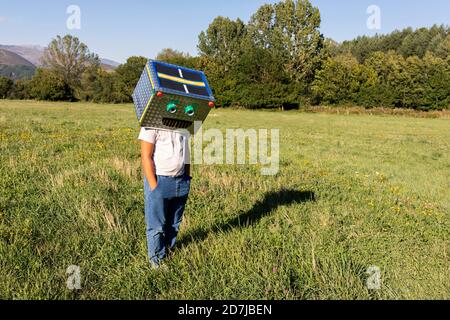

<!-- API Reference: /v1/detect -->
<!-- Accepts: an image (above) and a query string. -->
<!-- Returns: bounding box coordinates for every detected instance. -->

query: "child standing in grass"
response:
[139,127,191,269]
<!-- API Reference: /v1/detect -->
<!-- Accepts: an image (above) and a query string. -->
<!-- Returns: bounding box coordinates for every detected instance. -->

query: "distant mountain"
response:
[101,58,120,68]
[0,48,36,79]
[0,48,35,66]
[100,59,121,72]
[0,45,45,66]
[0,44,120,71]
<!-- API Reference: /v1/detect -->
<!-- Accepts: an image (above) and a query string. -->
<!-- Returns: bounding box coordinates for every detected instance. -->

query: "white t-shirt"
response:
[138,128,191,177]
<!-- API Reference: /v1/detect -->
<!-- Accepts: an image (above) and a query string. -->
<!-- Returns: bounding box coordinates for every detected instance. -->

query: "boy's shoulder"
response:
[138,127,158,144]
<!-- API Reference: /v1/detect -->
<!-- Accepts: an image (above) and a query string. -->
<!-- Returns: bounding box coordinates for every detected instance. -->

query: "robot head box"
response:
[132,60,215,134]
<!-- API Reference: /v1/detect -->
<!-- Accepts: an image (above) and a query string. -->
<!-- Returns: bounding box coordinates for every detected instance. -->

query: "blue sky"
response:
[0,0,449,63]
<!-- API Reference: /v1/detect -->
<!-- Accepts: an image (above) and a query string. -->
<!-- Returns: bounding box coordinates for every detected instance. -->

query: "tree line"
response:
[0,0,449,110]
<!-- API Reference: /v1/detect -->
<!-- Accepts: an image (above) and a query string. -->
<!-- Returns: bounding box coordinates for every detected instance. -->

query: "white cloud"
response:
[0,16,7,23]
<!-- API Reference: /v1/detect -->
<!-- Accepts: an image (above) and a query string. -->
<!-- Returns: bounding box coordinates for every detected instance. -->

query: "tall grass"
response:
[0,100,448,299]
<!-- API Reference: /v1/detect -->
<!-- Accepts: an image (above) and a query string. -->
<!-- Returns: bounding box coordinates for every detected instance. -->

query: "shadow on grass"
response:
[177,189,316,249]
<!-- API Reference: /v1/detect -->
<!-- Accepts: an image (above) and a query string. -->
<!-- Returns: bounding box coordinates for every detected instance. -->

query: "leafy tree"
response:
[379,28,414,53]
[114,56,148,102]
[78,65,127,103]
[399,28,434,58]
[322,38,340,58]
[334,25,449,62]
[434,35,450,59]
[198,16,248,107]
[29,68,74,101]
[0,77,13,99]
[198,16,247,77]
[420,53,450,109]
[77,65,102,102]
[155,49,199,69]
[334,35,380,63]
[248,0,323,84]
[358,52,396,107]
[312,54,374,104]
[235,42,286,84]
[198,0,323,109]
[7,79,31,100]
[92,70,121,103]
[42,35,99,91]
[334,50,450,110]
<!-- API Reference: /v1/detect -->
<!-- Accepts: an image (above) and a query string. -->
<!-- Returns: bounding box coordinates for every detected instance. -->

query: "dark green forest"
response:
[1,0,449,110]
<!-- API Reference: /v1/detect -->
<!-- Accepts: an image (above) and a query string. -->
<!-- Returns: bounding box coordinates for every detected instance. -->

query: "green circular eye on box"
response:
[166,103,177,114]
[185,105,195,117]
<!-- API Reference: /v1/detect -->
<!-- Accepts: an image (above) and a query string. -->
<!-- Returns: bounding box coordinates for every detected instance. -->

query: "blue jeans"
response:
[144,174,191,266]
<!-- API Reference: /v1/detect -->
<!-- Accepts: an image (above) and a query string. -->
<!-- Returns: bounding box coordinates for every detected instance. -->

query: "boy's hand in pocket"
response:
[149,176,158,191]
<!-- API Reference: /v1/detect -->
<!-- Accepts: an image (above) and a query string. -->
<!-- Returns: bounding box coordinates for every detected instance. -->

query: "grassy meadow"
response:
[0,100,449,300]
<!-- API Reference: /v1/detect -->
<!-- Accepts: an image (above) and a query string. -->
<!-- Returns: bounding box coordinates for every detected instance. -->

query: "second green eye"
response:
[185,105,195,116]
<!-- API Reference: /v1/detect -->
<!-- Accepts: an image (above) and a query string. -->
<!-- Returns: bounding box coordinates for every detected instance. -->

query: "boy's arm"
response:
[141,141,158,190]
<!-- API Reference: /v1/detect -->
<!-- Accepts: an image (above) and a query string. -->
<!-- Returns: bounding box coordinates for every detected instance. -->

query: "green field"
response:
[0,100,449,300]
